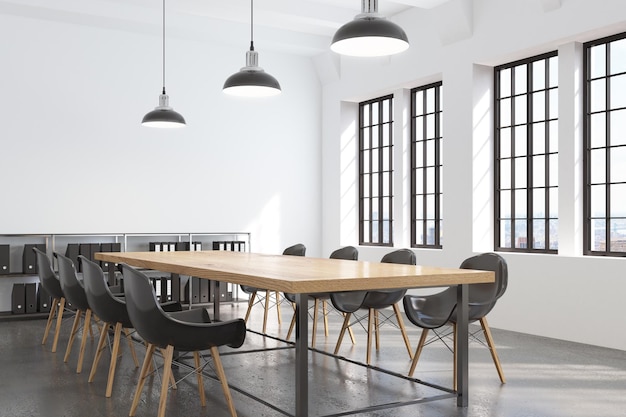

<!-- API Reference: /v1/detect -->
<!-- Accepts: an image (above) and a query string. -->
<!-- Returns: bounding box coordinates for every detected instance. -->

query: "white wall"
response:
[321,0,626,351]
[0,11,323,310]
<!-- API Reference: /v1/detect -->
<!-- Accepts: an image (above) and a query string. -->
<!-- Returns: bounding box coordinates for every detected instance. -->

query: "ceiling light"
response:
[142,0,186,128]
[331,0,409,57]
[223,0,281,97]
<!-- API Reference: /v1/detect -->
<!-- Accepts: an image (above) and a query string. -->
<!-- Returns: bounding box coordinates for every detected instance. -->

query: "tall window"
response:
[411,82,443,248]
[495,52,558,252]
[584,33,626,256]
[359,95,393,246]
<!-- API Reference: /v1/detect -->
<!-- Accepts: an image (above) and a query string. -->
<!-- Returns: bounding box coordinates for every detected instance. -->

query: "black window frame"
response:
[494,51,559,253]
[358,94,394,247]
[410,82,443,249]
[583,32,626,256]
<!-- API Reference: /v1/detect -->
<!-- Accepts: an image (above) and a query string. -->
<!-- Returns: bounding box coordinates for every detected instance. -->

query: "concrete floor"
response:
[1,301,625,417]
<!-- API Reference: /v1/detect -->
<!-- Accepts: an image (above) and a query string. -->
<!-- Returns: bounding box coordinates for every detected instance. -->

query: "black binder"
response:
[200,278,210,303]
[79,244,91,272]
[11,283,25,314]
[161,277,170,301]
[22,243,45,274]
[191,277,200,304]
[25,283,37,313]
[171,274,181,302]
[0,244,9,275]
[38,284,51,313]
[100,243,112,269]
[65,244,80,269]
[175,242,188,251]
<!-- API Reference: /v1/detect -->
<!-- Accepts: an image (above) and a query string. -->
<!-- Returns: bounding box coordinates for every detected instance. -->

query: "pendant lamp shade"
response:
[331,0,409,57]
[223,0,281,97]
[142,0,186,128]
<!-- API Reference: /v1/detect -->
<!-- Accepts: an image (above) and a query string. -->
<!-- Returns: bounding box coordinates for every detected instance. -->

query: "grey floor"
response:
[1,301,625,417]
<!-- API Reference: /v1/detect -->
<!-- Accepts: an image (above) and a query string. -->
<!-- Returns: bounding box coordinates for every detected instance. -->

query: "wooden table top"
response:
[95,250,494,294]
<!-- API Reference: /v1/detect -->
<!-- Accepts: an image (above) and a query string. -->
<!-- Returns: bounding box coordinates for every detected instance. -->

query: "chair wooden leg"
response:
[312,298,320,347]
[334,313,352,355]
[42,297,59,345]
[366,309,375,365]
[408,329,429,377]
[453,323,457,391]
[193,351,206,406]
[346,314,356,345]
[263,290,270,333]
[77,309,92,373]
[89,322,110,383]
[275,291,282,324]
[160,348,177,390]
[286,303,296,340]
[393,303,413,360]
[130,344,156,416]
[480,317,506,384]
[157,345,174,417]
[64,309,83,363]
[244,293,256,322]
[322,301,329,337]
[211,346,238,417]
[52,298,66,353]
[123,328,140,368]
[105,322,123,397]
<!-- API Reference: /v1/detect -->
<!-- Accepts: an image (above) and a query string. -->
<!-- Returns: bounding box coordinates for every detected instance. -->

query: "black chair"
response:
[285,246,359,347]
[56,252,98,374]
[331,249,415,365]
[121,264,246,417]
[403,252,508,386]
[33,247,68,353]
[241,243,306,333]
[80,255,140,398]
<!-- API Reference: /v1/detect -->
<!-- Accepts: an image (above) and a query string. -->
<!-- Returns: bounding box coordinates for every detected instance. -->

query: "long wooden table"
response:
[95,250,494,416]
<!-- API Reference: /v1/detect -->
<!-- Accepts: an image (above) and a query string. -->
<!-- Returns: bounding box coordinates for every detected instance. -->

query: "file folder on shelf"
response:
[25,283,37,313]
[0,244,9,275]
[22,243,46,274]
[11,283,25,314]
[38,284,51,313]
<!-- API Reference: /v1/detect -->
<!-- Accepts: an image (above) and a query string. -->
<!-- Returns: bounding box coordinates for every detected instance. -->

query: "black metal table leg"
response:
[295,293,309,417]
[456,284,468,407]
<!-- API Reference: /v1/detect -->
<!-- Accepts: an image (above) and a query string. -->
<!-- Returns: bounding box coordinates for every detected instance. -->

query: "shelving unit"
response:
[0,232,251,316]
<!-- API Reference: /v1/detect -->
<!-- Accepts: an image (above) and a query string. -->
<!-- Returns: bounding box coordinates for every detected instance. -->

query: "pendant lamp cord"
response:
[249,0,255,51]
[162,0,166,94]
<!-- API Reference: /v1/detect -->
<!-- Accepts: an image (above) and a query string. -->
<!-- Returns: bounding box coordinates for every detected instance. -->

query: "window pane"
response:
[500,68,512,97]
[590,113,606,148]
[371,102,379,124]
[610,38,626,75]
[515,95,527,125]
[590,44,606,79]
[515,125,527,156]
[610,74,626,109]
[426,140,435,166]
[514,65,527,95]
[414,91,424,114]
[500,220,512,248]
[548,56,558,88]
[533,60,546,90]
[549,154,558,186]
[533,220,546,249]
[610,183,626,217]
[549,187,558,218]
[415,196,424,219]
[590,79,606,112]
[590,148,606,184]
[426,114,435,139]
[610,219,626,251]
[382,146,390,171]
[426,88,435,114]
[415,168,424,194]
[515,157,527,189]
[500,190,511,218]
[414,221,424,244]
[533,188,546,217]
[549,219,558,250]
[591,185,606,217]
[610,147,626,183]
[500,98,511,127]
[414,116,424,141]
[610,109,626,146]
[382,99,390,123]
[533,155,546,187]
[426,167,435,193]
[515,220,528,248]
[549,121,558,153]
[590,219,606,251]
[515,189,527,218]
[549,89,558,119]
[533,122,546,154]
[500,127,512,158]
[533,91,546,122]
[500,159,511,189]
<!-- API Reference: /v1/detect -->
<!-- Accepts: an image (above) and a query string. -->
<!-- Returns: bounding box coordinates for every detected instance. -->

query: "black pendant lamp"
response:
[331,0,409,57]
[142,0,186,128]
[223,0,281,97]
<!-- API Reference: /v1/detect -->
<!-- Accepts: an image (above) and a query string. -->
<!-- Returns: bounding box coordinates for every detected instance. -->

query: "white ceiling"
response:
[0,0,453,55]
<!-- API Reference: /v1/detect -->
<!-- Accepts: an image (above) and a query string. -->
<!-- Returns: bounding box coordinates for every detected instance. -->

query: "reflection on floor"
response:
[1,300,625,417]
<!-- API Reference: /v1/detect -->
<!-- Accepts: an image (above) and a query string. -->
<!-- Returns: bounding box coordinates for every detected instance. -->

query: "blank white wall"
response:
[0,12,323,310]
[321,0,626,350]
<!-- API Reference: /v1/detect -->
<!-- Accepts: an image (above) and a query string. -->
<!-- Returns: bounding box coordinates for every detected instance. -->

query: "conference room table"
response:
[95,250,494,417]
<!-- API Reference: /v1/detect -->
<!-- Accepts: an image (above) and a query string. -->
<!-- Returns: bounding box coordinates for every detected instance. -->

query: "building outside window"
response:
[494,52,558,252]
[359,95,394,246]
[584,32,626,256]
[410,82,443,248]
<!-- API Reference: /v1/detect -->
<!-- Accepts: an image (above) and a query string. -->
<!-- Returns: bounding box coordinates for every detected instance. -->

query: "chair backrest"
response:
[80,255,130,327]
[33,247,64,300]
[120,264,172,348]
[361,249,417,308]
[330,246,358,261]
[55,252,91,311]
[283,243,306,256]
[458,252,508,321]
